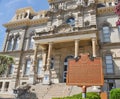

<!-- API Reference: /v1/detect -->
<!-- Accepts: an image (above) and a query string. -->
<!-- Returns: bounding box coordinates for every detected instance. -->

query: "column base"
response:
[43,70,51,85]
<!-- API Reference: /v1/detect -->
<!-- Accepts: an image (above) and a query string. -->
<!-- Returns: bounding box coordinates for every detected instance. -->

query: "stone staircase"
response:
[30,83,101,99]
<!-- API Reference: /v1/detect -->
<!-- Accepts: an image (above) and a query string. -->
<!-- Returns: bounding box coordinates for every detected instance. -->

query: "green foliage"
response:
[110,88,120,99]
[0,54,14,75]
[52,92,100,99]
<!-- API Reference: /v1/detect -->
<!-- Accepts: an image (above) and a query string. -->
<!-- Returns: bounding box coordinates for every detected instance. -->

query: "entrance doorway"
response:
[63,55,74,82]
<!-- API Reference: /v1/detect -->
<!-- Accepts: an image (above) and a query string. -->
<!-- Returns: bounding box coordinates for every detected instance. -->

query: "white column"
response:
[33,44,39,83]
[92,38,96,57]
[47,42,53,70]
[75,39,79,58]
[42,51,47,71]
[43,42,53,84]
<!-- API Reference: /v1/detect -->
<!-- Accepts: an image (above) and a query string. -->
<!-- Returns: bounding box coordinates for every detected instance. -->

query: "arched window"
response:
[63,55,74,82]
[105,55,114,74]
[7,38,14,51]
[37,59,43,75]
[29,36,34,49]
[24,59,31,76]
[102,26,111,42]
[66,17,75,26]
[13,37,19,50]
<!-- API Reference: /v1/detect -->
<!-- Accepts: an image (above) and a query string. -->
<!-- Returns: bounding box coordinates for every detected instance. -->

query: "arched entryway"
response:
[63,55,74,82]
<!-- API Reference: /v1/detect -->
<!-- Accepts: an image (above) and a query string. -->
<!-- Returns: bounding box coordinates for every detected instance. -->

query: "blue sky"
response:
[0,0,49,51]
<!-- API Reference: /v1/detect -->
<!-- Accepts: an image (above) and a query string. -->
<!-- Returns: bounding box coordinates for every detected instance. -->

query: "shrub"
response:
[110,88,120,99]
[52,92,100,99]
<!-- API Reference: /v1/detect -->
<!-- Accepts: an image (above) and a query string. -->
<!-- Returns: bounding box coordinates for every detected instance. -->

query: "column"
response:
[46,42,53,70]
[92,38,96,57]
[75,39,79,58]
[43,42,53,84]
[42,50,47,71]
[29,44,39,84]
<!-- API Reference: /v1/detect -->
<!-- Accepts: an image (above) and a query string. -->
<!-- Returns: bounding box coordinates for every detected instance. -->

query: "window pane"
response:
[106,56,112,60]
[7,38,14,51]
[66,17,75,26]
[37,59,43,74]
[103,26,110,42]
[106,64,113,68]
[25,60,31,75]
[106,60,112,64]
[106,69,114,73]
[50,58,54,69]
[9,64,14,74]
[14,37,19,50]
[105,55,114,74]
[29,36,34,49]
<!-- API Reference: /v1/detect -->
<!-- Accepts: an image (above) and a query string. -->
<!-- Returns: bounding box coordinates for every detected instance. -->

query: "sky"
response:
[0,0,49,51]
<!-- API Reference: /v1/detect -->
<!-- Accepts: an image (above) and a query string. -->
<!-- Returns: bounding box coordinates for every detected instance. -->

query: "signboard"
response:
[66,53,104,86]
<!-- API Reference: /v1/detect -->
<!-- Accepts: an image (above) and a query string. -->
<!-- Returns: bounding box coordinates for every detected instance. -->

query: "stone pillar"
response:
[29,44,39,84]
[42,50,47,71]
[75,39,79,58]
[92,38,96,57]
[47,42,53,70]
[43,42,53,84]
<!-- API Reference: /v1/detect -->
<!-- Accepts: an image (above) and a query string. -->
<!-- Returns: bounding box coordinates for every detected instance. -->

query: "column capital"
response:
[91,38,96,41]
[48,42,53,45]
[74,39,80,42]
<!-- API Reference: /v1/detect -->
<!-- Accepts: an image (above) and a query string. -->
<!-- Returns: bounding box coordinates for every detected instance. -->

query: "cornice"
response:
[34,29,97,40]
[97,6,115,16]
[3,18,48,29]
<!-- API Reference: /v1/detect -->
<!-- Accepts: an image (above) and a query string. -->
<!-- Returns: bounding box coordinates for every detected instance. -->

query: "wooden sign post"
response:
[66,53,104,98]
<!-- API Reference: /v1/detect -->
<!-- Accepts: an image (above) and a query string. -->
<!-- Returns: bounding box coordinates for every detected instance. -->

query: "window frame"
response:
[37,59,43,75]
[13,36,20,50]
[28,35,34,49]
[102,26,111,42]
[7,38,14,51]
[105,55,114,74]
[24,59,31,76]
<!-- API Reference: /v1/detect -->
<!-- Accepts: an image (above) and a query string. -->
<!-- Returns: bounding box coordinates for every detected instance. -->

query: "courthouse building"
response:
[0,0,120,98]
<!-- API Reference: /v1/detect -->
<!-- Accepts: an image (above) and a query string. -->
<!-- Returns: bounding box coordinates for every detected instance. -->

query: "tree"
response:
[0,54,14,75]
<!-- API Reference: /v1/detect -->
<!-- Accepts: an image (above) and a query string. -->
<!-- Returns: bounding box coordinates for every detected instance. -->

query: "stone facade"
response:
[0,0,120,98]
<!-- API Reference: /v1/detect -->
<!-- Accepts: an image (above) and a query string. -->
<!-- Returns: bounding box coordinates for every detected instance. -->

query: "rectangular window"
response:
[13,37,19,50]
[105,55,114,74]
[7,38,14,51]
[24,60,31,76]
[29,36,34,49]
[37,59,43,75]
[8,64,14,75]
[103,27,110,42]
[4,82,9,91]
[0,82,3,91]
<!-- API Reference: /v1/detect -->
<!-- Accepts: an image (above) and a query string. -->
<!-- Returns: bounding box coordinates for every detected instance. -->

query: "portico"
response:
[32,30,98,84]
